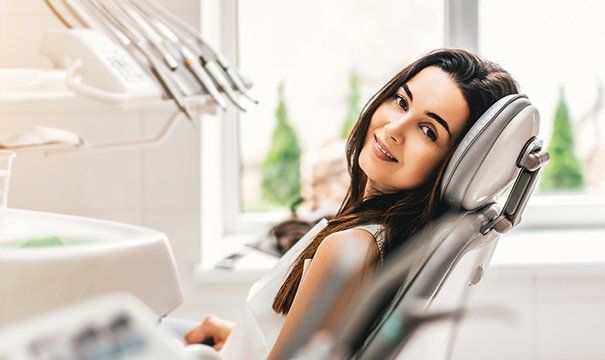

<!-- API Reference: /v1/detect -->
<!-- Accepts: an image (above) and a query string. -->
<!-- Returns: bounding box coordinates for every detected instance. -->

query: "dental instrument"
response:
[150,19,249,111]
[74,0,132,46]
[60,0,99,29]
[107,0,255,107]
[111,0,178,72]
[130,4,234,110]
[123,4,230,111]
[121,0,230,110]
[127,0,249,110]
[139,0,258,104]
[44,0,79,29]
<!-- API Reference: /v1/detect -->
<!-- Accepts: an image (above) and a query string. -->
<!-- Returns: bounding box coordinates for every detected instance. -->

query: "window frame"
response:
[199,0,605,267]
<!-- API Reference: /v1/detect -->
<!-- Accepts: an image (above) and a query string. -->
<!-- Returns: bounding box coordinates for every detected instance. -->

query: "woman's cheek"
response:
[404,144,436,183]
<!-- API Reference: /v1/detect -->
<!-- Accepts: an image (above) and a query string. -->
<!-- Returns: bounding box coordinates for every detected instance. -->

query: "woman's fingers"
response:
[214,340,226,351]
[184,325,210,345]
[183,315,233,350]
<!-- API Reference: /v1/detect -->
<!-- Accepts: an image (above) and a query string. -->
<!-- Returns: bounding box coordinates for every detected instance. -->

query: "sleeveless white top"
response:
[219,218,385,360]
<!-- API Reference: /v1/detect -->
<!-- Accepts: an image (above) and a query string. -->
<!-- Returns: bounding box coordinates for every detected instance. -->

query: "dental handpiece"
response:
[128,0,248,110]
[132,0,258,103]
[125,3,230,110]
[110,0,178,71]
[152,21,243,110]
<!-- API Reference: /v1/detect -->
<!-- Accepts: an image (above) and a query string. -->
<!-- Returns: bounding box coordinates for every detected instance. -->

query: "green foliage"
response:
[540,87,584,191]
[341,71,362,139]
[260,82,302,207]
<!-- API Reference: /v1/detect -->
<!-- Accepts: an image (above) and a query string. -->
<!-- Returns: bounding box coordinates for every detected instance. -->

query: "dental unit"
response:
[0,0,254,156]
[42,0,255,114]
[0,0,256,356]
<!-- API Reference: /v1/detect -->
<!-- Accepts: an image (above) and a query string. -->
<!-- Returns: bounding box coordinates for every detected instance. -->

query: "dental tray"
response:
[0,208,183,327]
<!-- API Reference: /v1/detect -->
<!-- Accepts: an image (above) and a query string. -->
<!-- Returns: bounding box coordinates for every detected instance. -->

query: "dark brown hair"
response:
[272,48,519,315]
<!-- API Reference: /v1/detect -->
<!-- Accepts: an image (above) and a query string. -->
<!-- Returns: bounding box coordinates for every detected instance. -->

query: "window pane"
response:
[238,0,445,212]
[480,1,605,196]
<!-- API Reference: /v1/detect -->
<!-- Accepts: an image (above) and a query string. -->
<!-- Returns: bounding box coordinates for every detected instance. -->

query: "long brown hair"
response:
[272,48,519,315]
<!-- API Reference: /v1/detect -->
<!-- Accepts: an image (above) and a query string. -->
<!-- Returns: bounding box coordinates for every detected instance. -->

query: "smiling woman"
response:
[184,48,520,360]
[270,49,518,320]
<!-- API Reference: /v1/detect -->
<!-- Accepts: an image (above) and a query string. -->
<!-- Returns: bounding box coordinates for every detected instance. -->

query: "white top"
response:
[219,219,385,359]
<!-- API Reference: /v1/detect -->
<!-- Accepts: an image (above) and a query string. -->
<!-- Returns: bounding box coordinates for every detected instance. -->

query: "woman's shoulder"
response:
[315,227,380,265]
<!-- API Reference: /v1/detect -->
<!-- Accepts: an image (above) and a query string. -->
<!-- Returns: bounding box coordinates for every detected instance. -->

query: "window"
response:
[478,0,605,227]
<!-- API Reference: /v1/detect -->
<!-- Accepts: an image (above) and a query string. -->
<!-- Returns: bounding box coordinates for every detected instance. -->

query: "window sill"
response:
[193,226,605,285]
[517,194,605,228]
[489,226,605,273]
[194,232,278,285]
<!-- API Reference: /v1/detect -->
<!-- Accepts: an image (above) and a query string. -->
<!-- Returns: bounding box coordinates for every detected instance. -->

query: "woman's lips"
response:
[372,135,398,162]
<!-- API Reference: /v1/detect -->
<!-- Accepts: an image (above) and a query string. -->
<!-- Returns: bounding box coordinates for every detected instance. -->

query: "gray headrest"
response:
[440,94,540,210]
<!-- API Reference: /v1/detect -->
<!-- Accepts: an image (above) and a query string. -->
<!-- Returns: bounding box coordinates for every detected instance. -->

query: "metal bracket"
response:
[480,137,550,235]
[6,110,188,157]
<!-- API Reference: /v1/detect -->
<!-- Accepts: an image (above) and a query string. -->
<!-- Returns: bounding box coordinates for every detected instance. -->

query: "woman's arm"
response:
[267,228,379,359]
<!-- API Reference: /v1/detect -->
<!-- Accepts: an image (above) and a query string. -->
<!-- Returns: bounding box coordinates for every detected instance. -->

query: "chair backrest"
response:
[353,208,500,360]
[338,93,549,360]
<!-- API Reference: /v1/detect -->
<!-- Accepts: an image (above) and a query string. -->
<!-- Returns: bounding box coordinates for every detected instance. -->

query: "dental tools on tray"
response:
[43,0,257,119]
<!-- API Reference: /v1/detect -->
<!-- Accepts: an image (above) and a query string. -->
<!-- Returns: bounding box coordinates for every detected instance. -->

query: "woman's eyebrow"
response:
[400,84,451,139]
[401,84,413,102]
[426,112,451,138]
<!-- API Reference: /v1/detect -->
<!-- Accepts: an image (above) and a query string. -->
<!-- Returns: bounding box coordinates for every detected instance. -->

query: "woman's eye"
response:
[395,94,408,111]
[421,125,438,142]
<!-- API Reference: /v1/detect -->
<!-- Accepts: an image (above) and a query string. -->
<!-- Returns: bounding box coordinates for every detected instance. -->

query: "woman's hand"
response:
[184,314,235,351]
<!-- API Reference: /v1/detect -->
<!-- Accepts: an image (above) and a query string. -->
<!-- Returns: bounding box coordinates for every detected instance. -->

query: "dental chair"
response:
[279,93,550,359]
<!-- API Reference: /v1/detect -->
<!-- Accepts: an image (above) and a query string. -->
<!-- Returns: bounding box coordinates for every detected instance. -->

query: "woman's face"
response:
[359,66,470,195]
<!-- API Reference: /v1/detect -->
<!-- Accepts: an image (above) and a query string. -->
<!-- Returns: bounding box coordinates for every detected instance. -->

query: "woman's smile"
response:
[372,134,398,162]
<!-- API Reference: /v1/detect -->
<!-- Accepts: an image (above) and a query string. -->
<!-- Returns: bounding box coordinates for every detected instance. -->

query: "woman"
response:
[183,48,518,359]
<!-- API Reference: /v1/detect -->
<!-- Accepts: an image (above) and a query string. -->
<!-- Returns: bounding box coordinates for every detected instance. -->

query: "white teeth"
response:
[376,141,396,161]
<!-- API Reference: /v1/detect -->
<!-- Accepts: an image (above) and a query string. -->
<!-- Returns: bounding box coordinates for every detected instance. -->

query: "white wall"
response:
[0,0,206,321]
[452,266,605,360]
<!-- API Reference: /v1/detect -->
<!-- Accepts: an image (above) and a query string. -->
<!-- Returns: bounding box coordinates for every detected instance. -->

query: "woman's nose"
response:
[384,117,409,145]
